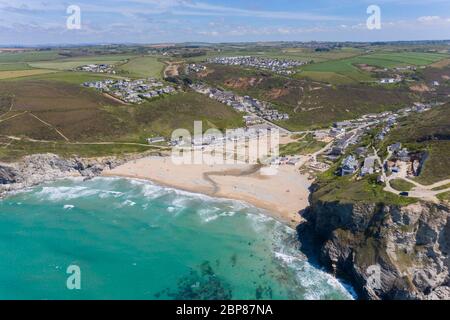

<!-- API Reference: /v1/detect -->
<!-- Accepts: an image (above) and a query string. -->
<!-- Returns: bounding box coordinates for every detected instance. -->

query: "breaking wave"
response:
[0,177,355,300]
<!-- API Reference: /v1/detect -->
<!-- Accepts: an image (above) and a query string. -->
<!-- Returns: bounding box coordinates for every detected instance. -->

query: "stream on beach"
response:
[0,177,354,299]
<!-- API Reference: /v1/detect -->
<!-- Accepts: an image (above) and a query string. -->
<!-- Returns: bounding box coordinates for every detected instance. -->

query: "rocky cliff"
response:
[0,153,149,197]
[298,200,450,300]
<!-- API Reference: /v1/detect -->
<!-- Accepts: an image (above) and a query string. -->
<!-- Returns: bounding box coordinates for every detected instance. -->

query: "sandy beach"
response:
[103,156,312,227]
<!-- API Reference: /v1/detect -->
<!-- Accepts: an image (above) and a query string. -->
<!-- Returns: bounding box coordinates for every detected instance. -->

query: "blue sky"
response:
[1,0,450,45]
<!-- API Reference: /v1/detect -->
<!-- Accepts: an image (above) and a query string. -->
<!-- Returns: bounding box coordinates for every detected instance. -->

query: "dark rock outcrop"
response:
[0,165,19,184]
[0,153,149,197]
[298,200,450,300]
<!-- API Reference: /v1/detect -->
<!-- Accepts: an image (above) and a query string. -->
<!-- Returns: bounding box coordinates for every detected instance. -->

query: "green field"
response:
[298,52,449,84]
[0,63,35,71]
[117,56,165,79]
[2,71,123,85]
[0,51,64,63]
[187,47,365,63]
[438,191,450,202]
[390,179,415,192]
[28,54,134,71]
[0,69,58,80]
[279,134,326,156]
[351,52,447,67]
[299,58,374,84]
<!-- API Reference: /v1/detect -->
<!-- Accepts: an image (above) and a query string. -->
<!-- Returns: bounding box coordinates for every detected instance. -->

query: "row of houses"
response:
[330,102,437,145]
[323,101,441,179]
[74,64,116,74]
[169,125,275,148]
[340,155,378,176]
[271,156,301,166]
[208,56,308,75]
[82,78,177,104]
[328,131,362,157]
[186,63,207,74]
[379,77,402,84]
[386,143,426,177]
[190,83,289,123]
[376,115,398,141]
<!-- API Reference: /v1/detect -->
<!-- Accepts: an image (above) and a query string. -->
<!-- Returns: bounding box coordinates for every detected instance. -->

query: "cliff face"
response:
[0,153,143,197]
[298,200,450,300]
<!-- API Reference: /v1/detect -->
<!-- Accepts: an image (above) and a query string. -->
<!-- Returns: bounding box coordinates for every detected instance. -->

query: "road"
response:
[1,135,169,150]
[377,147,450,202]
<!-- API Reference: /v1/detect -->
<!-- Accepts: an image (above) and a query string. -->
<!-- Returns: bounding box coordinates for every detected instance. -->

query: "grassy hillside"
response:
[133,92,244,137]
[312,168,416,206]
[195,64,413,131]
[383,103,450,184]
[117,56,165,79]
[0,139,154,163]
[0,77,243,161]
[279,134,326,156]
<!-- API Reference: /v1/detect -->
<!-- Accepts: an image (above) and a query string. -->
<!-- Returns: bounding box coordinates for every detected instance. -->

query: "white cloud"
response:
[418,16,441,22]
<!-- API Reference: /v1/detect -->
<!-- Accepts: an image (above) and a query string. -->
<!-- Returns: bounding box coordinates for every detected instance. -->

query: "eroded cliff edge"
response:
[298,199,450,300]
[0,153,152,197]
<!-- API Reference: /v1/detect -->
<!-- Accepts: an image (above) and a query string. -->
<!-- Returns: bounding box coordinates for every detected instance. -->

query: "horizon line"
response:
[1,39,450,49]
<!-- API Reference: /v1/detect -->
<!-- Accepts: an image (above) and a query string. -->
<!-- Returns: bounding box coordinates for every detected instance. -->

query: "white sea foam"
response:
[35,184,126,203]
[272,234,355,300]
[98,190,124,199]
[198,207,221,223]
[43,177,354,299]
[121,200,136,207]
[36,186,99,201]
[4,176,357,300]
[169,196,192,209]
[219,211,236,217]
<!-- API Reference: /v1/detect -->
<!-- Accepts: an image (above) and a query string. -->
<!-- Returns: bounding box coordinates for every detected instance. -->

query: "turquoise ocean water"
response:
[0,177,354,300]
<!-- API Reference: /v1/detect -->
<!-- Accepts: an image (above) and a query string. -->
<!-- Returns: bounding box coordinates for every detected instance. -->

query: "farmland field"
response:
[28,54,136,70]
[187,47,365,63]
[0,63,35,71]
[298,58,374,83]
[4,71,123,85]
[117,56,165,78]
[298,52,449,84]
[0,51,64,63]
[0,69,58,80]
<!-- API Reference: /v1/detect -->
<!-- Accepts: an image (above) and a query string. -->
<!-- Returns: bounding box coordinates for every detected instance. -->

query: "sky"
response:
[0,0,450,45]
